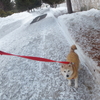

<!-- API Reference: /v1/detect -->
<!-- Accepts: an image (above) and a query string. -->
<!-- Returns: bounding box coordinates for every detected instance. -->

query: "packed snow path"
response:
[0,13,100,100]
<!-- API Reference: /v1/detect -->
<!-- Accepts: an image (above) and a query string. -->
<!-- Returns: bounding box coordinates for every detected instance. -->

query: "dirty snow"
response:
[0,7,100,100]
[58,8,100,85]
[58,9,100,67]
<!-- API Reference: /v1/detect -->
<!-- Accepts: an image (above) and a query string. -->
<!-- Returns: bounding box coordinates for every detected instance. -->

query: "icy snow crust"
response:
[0,8,100,100]
[58,9,100,85]
[58,9,100,67]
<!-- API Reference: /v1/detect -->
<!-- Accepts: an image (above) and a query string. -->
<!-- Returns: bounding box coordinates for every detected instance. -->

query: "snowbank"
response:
[50,7,67,17]
[0,12,32,27]
[58,9,100,84]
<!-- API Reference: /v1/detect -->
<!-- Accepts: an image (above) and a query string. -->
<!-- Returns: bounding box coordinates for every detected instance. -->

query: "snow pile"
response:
[57,2,66,7]
[50,7,67,17]
[41,3,50,8]
[58,9,100,67]
[0,11,40,39]
[0,12,33,27]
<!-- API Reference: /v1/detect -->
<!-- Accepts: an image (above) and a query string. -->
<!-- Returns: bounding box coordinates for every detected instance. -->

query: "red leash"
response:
[0,51,70,64]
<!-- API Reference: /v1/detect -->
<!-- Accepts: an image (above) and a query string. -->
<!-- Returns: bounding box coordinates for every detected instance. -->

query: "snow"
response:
[50,7,67,17]
[41,3,50,8]
[58,8,100,84]
[0,6,100,100]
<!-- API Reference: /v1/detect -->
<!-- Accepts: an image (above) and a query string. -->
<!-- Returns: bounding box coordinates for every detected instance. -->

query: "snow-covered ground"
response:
[58,8,100,84]
[0,7,100,100]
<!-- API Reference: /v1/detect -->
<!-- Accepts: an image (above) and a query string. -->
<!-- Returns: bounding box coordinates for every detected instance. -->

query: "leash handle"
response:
[0,51,70,64]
